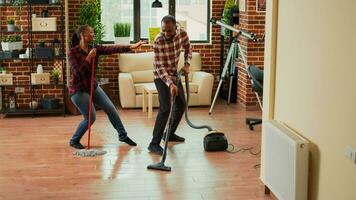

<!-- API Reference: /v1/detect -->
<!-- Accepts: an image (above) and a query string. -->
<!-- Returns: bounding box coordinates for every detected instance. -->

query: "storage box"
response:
[40,97,59,109]
[3,51,19,59]
[32,17,56,31]
[0,73,13,86]
[29,0,49,5]
[31,73,50,85]
[3,51,12,59]
[35,47,53,58]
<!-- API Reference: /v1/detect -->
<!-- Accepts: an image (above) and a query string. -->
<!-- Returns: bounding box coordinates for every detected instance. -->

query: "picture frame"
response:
[239,0,246,12]
[256,0,266,12]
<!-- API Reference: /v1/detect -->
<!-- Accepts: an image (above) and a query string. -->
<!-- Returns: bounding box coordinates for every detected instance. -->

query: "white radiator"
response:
[261,120,309,200]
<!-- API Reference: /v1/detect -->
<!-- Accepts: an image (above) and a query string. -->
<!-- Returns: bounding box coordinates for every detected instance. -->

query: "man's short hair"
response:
[161,15,176,25]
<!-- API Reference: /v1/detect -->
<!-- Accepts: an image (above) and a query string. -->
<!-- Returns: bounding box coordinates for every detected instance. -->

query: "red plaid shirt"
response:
[153,28,192,86]
[68,45,131,95]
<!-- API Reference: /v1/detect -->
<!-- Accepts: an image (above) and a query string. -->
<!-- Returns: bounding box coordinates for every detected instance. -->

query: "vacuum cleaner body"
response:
[204,131,228,151]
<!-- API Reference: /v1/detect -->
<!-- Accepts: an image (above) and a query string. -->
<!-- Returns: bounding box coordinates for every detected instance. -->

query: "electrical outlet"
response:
[346,146,356,164]
[15,87,24,93]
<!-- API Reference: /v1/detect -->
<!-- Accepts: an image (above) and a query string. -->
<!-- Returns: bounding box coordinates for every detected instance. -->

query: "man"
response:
[148,15,192,155]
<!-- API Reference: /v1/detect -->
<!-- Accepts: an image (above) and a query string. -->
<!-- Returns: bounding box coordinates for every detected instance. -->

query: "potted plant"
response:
[1,35,23,51]
[52,68,59,85]
[38,40,45,47]
[114,22,131,44]
[78,0,105,43]
[0,66,6,74]
[7,19,15,32]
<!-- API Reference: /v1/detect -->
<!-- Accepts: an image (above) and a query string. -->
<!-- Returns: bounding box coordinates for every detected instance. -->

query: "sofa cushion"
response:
[178,52,202,71]
[134,82,199,94]
[119,52,154,72]
[182,82,198,93]
[131,70,154,83]
[119,52,201,73]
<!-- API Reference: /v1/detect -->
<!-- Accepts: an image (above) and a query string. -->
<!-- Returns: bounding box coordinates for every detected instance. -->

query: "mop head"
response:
[73,149,107,157]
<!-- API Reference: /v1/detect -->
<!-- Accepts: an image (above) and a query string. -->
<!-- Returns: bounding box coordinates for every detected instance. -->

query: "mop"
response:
[147,93,176,171]
[73,58,107,157]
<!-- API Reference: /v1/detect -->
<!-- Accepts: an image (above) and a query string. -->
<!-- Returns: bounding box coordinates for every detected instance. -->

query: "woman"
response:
[68,25,146,149]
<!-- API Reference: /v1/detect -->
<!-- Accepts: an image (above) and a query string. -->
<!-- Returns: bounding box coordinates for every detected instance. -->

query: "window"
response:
[100,0,210,43]
[101,0,134,42]
[176,0,209,41]
[140,0,169,39]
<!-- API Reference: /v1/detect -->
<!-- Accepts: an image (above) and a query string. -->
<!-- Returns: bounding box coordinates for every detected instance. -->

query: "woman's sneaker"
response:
[69,141,85,149]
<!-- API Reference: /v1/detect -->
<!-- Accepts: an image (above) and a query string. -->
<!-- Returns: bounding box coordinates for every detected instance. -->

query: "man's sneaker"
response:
[119,137,137,146]
[148,143,163,155]
[69,141,85,149]
[163,133,185,142]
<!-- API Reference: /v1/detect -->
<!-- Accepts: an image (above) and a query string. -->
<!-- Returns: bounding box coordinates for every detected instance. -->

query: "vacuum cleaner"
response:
[182,73,228,152]
[147,71,228,172]
[147,93,176,171]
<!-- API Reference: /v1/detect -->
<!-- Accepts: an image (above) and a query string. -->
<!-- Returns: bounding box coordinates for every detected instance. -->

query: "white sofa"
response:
[118,52,214,108]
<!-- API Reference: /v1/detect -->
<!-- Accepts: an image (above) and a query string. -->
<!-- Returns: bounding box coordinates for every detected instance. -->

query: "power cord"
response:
[226,144,261,156]
[226,144,262,169]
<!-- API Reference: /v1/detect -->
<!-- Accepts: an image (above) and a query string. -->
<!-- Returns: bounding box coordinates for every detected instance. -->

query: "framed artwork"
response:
[256,0,266,12]
[239,0,246,12]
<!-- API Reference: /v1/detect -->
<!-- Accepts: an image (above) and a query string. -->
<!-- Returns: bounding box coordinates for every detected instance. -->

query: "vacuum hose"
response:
[178,72,214,132]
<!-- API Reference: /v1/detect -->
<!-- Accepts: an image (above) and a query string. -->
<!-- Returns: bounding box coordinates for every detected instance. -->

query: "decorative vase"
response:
[53,77,58,85]
[7,24,15,32]
[114,37,130,45]
[25,48,32,58]
[39,41,45,47]
[29,101,38,109]
[37,64,43,74]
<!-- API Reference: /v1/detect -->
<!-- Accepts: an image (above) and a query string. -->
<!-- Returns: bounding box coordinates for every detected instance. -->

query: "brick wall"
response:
[0,3,65,109]
[237,0,266,108]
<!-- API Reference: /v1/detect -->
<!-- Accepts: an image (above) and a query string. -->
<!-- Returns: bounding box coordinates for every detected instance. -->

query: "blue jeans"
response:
[70,86,128,143]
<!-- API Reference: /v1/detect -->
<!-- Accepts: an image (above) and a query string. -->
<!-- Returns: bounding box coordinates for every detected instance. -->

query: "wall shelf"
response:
[0,2,66,117]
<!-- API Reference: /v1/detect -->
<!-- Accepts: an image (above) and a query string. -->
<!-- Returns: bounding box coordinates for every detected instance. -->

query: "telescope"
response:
[208,18,260,114]
[210,17,257,42]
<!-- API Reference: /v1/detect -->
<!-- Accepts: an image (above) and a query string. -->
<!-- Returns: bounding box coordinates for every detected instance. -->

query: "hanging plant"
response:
[78,0,105,43]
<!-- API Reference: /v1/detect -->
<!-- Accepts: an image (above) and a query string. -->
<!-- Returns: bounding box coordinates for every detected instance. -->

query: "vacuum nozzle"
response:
[147,162,171,172]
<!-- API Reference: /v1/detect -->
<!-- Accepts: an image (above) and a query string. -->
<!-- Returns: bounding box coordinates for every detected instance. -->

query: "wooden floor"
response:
[0,101,276,200]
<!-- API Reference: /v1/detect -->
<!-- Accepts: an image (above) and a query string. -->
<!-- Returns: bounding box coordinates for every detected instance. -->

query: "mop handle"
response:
[87,58,95,150]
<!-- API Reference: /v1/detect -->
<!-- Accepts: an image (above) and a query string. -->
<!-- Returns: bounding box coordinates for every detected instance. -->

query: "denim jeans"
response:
[70,86,127,143]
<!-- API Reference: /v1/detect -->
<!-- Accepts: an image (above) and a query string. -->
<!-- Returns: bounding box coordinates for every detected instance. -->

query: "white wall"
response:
[263,0,356,199]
